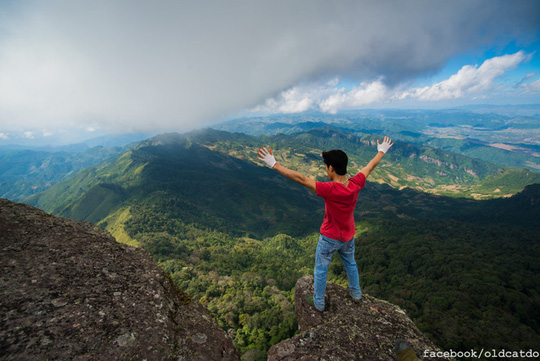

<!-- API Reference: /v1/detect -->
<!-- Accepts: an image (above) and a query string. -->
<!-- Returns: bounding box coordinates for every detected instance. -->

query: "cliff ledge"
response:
[0,199,239,360]
[268,275,451,361]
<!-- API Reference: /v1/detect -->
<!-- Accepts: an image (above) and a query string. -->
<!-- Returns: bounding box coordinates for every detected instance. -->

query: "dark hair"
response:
[322,149,348,175]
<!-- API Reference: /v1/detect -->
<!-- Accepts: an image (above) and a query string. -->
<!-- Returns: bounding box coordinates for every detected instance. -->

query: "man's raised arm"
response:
[360,136,393,179]
[257,147,316,193]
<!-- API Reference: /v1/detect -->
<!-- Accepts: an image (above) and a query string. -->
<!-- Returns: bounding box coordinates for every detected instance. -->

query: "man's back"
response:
[316,172,366,242]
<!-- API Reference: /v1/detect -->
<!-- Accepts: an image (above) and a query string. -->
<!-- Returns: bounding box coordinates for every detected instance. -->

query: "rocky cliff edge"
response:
[0,199,239,360]
[268,275,452,361]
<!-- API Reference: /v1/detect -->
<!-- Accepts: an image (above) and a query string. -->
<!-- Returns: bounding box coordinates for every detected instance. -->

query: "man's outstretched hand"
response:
[377,136,393,154]
[257,147,277,168]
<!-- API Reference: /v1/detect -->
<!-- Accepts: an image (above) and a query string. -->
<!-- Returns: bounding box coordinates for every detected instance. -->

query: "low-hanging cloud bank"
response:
[0,0,538,132]
[257,51,530,114]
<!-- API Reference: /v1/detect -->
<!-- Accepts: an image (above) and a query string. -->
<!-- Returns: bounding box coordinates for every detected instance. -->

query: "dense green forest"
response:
[123,203,539,358]
[24,128,540,359]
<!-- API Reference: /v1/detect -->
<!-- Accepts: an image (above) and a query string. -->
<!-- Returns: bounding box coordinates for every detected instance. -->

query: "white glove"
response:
[257,147,277,168]
[377,136,393,154]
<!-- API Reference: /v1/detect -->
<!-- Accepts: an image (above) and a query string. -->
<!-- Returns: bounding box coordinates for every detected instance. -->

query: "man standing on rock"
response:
[257,136,393,311]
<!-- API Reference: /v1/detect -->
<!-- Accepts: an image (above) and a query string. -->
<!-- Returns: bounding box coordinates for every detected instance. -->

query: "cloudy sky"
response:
[0,0,539,142]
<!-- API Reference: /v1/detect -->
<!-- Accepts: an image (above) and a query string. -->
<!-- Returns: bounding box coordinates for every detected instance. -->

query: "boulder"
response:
[268,275,451,361]
[0,199,239,360]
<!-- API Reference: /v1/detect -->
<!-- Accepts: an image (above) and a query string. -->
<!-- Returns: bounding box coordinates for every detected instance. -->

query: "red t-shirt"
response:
[315,172,366,242]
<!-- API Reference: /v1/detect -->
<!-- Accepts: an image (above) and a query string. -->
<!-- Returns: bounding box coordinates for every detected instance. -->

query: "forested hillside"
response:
[25,128,540,359]
[201,127,539,199]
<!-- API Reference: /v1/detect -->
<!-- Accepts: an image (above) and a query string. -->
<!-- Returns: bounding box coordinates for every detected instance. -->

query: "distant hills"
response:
[0,131,155,150]
[0,146,125,201]
[0,132,155,202]
[215,108,540,171]
[198,127,539,199]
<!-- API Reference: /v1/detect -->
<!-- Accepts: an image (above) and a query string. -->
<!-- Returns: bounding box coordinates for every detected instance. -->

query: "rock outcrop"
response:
[268,276,451,361]
[0,199,239,361]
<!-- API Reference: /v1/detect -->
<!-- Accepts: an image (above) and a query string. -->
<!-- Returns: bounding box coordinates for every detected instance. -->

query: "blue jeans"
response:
[313,234,362,311]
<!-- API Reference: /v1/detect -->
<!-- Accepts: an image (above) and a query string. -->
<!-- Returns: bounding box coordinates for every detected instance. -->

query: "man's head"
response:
[322,149,348,175]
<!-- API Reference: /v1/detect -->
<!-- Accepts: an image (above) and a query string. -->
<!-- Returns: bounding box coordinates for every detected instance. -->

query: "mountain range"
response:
[215,108,540,171]
[26,128,539,236]
[0,132,156,201]
[3,107,538,203]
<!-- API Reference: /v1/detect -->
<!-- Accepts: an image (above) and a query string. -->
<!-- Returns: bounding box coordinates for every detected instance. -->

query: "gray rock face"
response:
[0,199,239,361]
[268,275,452,361]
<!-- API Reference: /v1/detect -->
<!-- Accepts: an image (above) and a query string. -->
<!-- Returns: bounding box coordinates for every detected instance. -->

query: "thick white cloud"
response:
[257,52,532,113]
[401,52,528,101]
[253,80,339,114]
[319,80,390,113]
[0,0,538,132]
[256,88,315,114]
